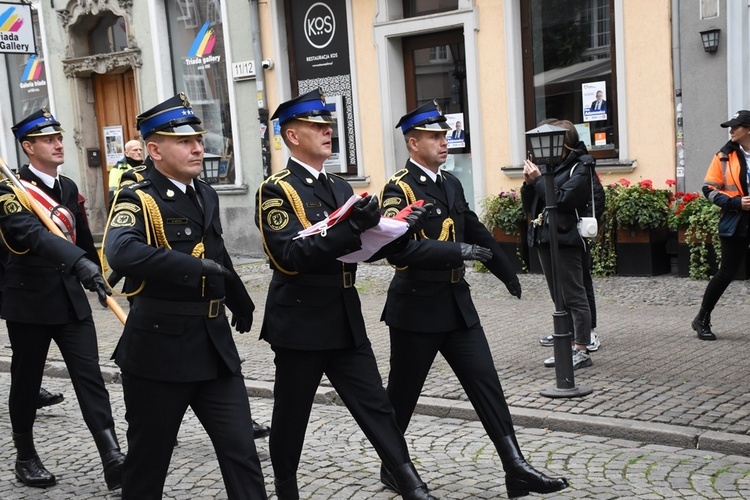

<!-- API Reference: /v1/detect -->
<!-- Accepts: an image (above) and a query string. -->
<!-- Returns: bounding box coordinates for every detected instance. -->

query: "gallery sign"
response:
[292,0,350,80]
[0,2,36,54]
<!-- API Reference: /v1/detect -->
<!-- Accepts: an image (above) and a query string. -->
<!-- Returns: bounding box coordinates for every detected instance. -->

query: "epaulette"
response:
[132,164,148,173]
[262,169,291,185]
[388,168,409,183]
[329,172,346,180]
[126,179,152,191]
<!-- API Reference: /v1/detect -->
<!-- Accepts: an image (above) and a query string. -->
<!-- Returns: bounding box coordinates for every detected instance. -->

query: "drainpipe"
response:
[672,0,685,193]
[249,0,271,179]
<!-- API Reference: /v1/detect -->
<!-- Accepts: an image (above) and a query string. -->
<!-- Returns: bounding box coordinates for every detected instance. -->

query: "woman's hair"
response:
[550,119,579,151]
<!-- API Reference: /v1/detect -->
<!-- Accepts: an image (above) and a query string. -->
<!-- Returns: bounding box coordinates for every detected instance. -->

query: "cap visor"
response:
[414,122,451,131]
[297,116,336,124]
[154,123,207,136]
[25,125,65,136]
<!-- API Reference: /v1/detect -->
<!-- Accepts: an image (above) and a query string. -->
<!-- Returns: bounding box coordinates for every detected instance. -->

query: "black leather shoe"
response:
[692,310,716,341]
[497,434,568,498]
[252,419,270,439]
[387,462,436,500]
[37,388,64,409]
[15,456,56,488]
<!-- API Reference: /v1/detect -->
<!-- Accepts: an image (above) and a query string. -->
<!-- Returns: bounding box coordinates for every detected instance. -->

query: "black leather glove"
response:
[505,278,522,299]
[231,313,253,333]
[459,243,493,263]
[72,257,111,307]
[404,203,433,234]
[349,195,381,234]
[201,259,232,278]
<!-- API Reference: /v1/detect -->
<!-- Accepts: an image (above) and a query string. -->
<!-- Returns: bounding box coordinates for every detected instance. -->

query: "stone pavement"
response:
[1,260,750,498]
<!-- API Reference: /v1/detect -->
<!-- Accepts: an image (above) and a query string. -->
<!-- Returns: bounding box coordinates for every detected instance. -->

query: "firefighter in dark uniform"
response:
[255,88,434,500]
[379,101,569,498]
[0,108,125,491]
[103,94,267,499]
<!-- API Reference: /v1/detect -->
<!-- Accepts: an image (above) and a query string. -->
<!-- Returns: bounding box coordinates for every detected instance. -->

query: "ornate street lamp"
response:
[699,28,720,54]
[525,124,593,398]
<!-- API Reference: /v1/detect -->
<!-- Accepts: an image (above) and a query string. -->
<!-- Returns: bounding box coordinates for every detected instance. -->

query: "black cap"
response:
[721,110,750,128]
[136,93,206,139]
[12,108,65,142]
[395,100,451,134]
[271,88,336,126]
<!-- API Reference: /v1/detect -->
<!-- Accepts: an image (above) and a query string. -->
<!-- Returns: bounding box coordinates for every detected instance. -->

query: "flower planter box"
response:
[615,226,671,276]
[492,226,529,273]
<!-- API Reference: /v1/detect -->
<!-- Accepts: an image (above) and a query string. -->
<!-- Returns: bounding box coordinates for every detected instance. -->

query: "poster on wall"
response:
[0,2,36,54]
[291,0,351,79]
[582,81,607,122]
[445,113,466,149]
[104,126,124,169]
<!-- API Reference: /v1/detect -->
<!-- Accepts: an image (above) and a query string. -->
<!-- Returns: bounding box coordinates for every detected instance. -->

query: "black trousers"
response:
[7,316,114,435]
[269,343,410,481]
[387,324,515,444]
[701,233,750,311]
[120,372,267,500]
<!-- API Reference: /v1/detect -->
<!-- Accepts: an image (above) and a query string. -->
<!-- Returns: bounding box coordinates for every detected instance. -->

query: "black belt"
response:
[272,270,355,288]
[133,296,225,318]
[395,267,465,283]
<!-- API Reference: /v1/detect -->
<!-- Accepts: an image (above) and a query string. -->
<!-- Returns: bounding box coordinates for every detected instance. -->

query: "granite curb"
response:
[10,356,750,459]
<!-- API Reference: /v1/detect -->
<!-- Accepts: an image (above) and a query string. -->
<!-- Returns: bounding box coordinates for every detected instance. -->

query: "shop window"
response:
[403,0,458,18]
[521,0,618,159]
[4,8,49,168]
[165,0,234,185]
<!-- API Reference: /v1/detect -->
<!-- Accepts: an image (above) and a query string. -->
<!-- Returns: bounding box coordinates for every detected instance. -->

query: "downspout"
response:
[672,0,685,192]
[249,0,271,179]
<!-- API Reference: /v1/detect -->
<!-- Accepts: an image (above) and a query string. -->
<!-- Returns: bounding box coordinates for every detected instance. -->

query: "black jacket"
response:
[521,146,593,249]
[379,161,519,333]
[0,165,96,324]
[105,164,253,382]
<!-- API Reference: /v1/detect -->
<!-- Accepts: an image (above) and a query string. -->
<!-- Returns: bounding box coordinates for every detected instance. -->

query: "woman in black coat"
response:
[520,119,594,370]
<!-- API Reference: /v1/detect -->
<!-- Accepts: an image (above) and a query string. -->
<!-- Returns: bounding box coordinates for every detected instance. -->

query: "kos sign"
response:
[304,2,336,49]
[292,0,350,79]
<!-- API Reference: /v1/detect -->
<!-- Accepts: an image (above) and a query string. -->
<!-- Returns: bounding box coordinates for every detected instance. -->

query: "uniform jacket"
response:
[105,162,253,382]
[0,165,96,324]
[379,160,518,333]
[255,159,368,350]
[520,146,592,249]
[702,140,750,237]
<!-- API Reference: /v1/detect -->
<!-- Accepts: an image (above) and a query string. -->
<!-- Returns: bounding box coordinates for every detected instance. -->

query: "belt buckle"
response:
[208,299,222,318]
[343,271,353,288]
[450,268,462,283]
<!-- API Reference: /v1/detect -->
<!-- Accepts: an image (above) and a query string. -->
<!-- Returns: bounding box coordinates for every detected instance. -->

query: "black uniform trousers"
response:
[7,317,113,434]
[120,371,267,500]
[386,324,515,444]
[269,343,411,480]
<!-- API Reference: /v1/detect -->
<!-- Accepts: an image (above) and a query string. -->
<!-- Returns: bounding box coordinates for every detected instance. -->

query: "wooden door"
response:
[92,69,138,204]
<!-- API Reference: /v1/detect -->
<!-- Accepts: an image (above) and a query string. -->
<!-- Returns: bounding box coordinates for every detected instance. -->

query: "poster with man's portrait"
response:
[445,113,465,149]
[582,81,607,122]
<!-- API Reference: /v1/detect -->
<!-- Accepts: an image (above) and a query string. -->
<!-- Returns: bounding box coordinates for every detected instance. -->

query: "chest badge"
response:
[185,227,193,236]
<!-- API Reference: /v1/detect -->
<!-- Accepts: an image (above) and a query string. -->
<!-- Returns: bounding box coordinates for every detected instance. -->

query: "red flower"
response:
[665,179,677,187]
[639,179,653,189]
[619,178,631,187]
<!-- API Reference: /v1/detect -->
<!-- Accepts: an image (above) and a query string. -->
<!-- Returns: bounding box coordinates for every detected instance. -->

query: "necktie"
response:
[436,175,446,197]
[186,185,203,214]
[318,172,332,197]
[52,179,62,201]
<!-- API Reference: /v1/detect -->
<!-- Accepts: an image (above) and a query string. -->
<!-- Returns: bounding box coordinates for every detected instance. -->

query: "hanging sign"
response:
[0,3,36,54]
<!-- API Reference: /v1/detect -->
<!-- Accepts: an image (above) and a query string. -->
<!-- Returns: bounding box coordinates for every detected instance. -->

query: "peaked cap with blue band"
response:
[271,88,336,126]
[12,108,65,142]
[395,100,451,134]
[136,92,206,139]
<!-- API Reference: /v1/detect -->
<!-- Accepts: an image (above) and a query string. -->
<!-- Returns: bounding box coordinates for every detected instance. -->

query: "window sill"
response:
[501,159,637,179]
[338,175,371,188]
[212,184,249,195]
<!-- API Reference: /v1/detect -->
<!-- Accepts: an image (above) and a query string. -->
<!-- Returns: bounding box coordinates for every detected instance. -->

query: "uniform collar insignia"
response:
[166,189,175,198]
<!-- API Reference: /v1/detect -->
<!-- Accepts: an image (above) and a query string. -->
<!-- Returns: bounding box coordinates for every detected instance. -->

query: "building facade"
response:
[1,0,747,256]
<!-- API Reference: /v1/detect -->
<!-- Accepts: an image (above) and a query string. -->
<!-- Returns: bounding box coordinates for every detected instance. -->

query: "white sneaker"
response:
[586,332,600,352]
[544,349,593,369]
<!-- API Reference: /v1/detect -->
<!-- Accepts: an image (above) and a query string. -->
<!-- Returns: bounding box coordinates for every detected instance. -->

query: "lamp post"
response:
[525,124,593,398]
